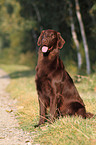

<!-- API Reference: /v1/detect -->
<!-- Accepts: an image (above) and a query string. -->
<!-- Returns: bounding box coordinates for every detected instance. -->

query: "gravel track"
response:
[0,69,33,145]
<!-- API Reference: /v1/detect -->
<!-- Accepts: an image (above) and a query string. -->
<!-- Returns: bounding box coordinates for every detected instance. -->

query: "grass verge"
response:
[0,64,96,145]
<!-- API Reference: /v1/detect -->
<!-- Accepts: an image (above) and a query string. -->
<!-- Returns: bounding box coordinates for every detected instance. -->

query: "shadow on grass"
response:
[9,70,36,79]
[0,70,35,79]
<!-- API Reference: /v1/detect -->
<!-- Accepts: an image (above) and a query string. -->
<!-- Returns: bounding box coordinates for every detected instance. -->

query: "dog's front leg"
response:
[50,95,57,122]
[35,98,46,127]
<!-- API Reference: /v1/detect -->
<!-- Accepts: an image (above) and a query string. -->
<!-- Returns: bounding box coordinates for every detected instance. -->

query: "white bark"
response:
[69,1,82,69]
[75,0,91,74]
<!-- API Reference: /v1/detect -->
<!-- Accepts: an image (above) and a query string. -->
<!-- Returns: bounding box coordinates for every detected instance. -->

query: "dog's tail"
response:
[86,112,95,118]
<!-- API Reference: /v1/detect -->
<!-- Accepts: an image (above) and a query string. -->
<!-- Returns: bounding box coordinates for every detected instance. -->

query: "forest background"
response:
[0,0,96,74]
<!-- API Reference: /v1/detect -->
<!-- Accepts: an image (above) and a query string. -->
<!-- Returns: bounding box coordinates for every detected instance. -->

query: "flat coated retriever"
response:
[35,29,94,127]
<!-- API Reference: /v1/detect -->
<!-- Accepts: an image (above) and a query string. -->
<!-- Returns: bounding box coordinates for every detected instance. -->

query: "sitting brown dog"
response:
[35,29,94,127]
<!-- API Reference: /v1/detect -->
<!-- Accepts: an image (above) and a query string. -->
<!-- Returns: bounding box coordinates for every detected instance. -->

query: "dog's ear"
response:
[37,30,45,46]
[57,32,65,49]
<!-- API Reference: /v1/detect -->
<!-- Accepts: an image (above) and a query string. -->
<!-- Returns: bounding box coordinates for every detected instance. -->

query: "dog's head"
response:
[37,30,65,53]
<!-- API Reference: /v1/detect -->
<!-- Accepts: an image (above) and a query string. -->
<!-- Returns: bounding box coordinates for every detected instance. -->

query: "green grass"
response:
[0,64,96,145]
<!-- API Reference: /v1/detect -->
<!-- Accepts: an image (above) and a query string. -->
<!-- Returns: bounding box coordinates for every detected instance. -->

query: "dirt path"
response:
[0,69,33,145]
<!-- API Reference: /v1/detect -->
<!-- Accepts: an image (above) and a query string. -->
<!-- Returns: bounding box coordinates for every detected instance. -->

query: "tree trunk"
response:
[32,3,43,49]
[32,3,43,32]
[69,1,82,70]
[75,0,91,74]
[32,29,38,50]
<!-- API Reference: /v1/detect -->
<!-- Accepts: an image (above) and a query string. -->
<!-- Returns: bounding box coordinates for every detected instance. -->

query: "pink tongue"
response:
[42,46,48,53]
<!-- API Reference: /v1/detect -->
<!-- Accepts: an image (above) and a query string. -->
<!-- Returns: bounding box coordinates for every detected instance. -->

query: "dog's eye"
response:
[51,34,55,38]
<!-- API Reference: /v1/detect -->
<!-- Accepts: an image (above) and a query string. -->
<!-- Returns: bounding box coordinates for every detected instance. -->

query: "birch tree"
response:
[75,0,91,74]
[69,1,82,70]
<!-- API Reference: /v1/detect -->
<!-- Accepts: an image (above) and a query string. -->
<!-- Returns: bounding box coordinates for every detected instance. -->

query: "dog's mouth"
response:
[41,46,53,53]
[42,46,48,53]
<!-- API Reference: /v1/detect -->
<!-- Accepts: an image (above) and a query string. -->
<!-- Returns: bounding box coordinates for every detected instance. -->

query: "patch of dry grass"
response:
[0,64,96,145]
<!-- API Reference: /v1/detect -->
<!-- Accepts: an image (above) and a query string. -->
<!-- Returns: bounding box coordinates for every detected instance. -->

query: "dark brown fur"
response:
[35,29,94,127]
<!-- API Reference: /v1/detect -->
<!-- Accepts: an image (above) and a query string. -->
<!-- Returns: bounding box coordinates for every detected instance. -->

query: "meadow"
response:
[0,64,96,145]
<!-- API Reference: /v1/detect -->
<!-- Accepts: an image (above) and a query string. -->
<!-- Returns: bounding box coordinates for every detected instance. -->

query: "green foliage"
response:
[0,48,37,69]
[0,0,96,72]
